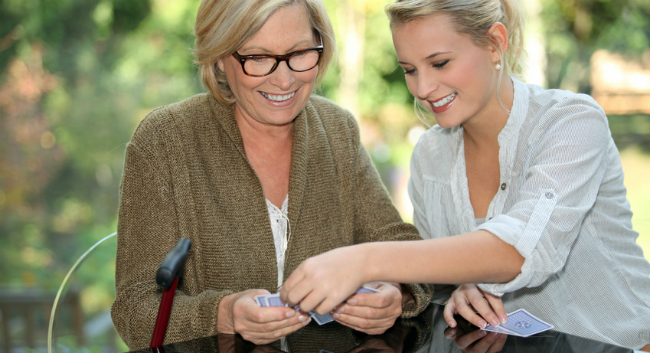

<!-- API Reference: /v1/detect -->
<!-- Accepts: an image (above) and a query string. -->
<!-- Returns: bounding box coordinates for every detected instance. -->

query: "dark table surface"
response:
[131,299,637,353]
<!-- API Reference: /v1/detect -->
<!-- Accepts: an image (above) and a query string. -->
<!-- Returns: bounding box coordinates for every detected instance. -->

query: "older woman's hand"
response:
[331,282,403,335]
[218,289,311,345]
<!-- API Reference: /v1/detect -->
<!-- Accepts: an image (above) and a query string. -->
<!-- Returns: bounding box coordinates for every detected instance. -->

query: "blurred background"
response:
[1,0,649,351]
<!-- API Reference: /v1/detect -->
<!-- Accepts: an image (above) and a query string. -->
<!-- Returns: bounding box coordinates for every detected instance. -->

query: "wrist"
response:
[217,293,236,334]
[399,284,415,305]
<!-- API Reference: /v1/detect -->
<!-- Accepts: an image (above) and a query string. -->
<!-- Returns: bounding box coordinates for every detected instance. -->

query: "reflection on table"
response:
[130,302,635,353]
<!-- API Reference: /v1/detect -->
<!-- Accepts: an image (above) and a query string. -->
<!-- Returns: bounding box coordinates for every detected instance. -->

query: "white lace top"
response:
[266,194,289,288]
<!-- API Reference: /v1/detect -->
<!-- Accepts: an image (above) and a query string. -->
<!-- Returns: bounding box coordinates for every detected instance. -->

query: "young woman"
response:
[280,0,650,350]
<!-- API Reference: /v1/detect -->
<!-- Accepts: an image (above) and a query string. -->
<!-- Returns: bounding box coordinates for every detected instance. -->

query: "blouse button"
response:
[500,183,507,190]
[545,192,554,199]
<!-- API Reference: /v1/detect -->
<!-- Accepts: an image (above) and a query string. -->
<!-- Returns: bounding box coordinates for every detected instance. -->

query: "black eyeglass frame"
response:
[232,38,324,77]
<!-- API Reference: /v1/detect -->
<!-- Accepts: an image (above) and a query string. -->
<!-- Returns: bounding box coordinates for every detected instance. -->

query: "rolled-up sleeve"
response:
[478,97,611,295]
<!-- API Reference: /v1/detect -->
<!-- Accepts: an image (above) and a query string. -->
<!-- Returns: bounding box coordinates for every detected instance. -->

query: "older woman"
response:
[110,0,431,349]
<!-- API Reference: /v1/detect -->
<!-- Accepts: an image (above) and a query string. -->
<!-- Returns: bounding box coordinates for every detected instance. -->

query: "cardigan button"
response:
[545,192,554,199]
[500,183,507,190]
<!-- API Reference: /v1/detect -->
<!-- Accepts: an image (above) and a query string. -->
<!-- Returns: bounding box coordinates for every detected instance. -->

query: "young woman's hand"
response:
[331,282,403,335]
[280,245,370,315]
[217,289,311,344]
[445,326,508,353]
[444,284,507,329]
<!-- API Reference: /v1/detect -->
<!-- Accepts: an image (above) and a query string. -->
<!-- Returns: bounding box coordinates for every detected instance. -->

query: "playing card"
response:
[488,309,554,337]
[354,286,380,294]
[255,293,287,307]
[267,294,287,307]
[254,294,269,307]
[255,286,379,326]
[310,311,334,325]
[482,323,516,335]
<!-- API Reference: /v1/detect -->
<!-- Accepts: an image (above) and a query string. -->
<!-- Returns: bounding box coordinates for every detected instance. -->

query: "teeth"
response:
[261,92,295,102]
[432,93,456,107]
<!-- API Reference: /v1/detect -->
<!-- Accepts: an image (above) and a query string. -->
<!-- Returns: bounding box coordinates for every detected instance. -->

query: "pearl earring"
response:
[495,63,502,71]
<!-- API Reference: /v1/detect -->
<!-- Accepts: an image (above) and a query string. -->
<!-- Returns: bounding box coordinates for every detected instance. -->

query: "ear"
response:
[487,22,509,63]
[217,58,225,72]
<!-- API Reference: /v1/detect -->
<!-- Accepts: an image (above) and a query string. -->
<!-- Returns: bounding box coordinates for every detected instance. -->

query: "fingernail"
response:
[478,320,487,329]
[286,310,296,318]
[298,315,308,322]
[500,315,508,324]
[489,331,499,337]
[334,306,344,313]
[302,317,311,325]
[478,330,487,337]
[491,319,500,327]
[347,299,357,305]
[332,312,339,318]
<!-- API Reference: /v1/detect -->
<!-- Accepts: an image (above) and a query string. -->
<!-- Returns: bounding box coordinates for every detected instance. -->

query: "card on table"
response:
[482,309,554,337]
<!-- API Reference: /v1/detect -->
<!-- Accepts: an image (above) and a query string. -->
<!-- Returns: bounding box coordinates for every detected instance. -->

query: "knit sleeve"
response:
[346,116,433,317]
[110,140,232,350]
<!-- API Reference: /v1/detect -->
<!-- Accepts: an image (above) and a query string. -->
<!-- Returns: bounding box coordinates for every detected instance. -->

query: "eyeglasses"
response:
[232,40,324,77]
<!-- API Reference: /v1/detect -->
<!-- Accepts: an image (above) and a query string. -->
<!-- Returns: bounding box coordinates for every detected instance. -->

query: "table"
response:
[129,302,638,353]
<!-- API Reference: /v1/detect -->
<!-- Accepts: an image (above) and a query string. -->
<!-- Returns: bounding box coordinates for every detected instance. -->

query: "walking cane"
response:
[150,238,192,350]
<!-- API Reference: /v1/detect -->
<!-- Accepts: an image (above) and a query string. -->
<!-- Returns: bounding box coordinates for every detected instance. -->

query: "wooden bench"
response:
[0,288,83,352]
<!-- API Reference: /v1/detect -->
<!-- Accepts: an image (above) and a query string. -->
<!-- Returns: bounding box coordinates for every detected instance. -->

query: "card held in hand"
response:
[255,293,287,307]
[254,285,380,326]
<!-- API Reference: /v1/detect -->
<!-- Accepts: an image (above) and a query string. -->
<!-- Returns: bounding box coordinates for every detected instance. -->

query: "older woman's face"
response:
[218,4,319,128]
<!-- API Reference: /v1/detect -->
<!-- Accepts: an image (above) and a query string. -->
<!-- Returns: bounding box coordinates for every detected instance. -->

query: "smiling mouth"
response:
[261,91,296,102]
[432,93,456,107]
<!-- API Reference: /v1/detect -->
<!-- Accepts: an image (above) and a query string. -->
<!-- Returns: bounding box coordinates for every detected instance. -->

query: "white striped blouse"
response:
[408,77,650,349]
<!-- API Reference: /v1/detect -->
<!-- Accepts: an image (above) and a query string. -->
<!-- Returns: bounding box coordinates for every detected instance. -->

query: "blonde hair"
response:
[386,0,525,77]
[194,0,336,104]
[386,0,525,124]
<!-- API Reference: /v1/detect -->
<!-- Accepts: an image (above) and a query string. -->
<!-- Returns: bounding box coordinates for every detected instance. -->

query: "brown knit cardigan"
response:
[110,93,432,349]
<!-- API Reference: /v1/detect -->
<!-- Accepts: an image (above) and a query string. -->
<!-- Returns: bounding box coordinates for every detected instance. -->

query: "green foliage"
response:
[541,0,650,90]
[1,0,145,288]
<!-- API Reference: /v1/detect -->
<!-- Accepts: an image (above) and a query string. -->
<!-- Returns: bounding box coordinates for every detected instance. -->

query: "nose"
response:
[268,61,296,91]
[416,71,439,101]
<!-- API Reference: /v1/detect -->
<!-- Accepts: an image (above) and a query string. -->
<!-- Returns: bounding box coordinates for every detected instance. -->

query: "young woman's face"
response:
[218,4,319,128]
[392,14,501,128]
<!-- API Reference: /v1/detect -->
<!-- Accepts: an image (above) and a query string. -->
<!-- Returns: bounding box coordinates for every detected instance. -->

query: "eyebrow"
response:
[239,39,316,54]
[398,51,451,66]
